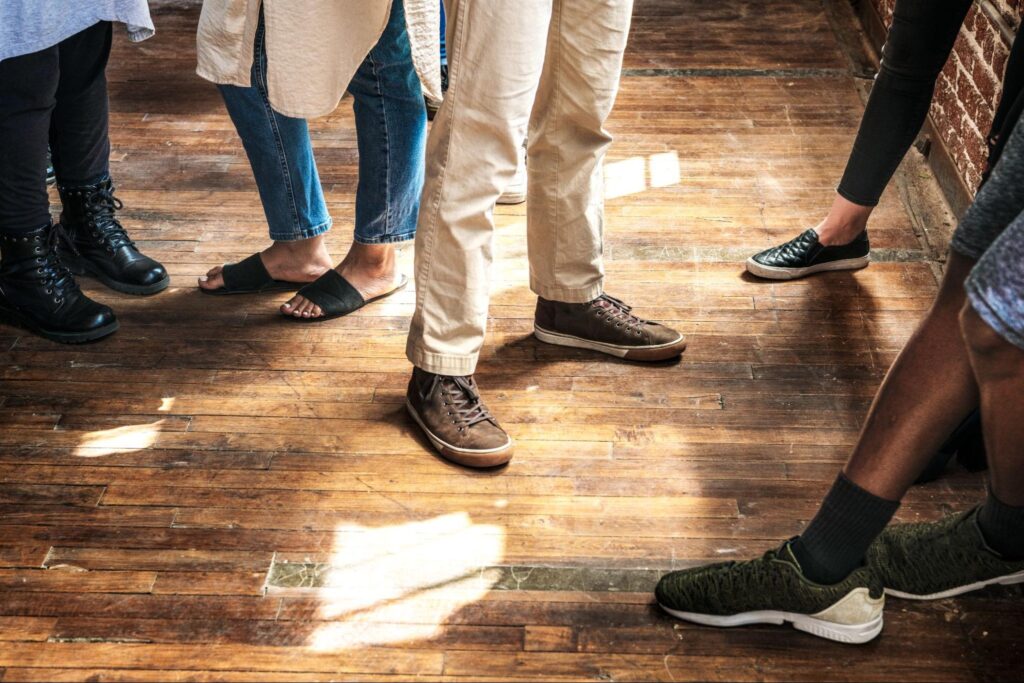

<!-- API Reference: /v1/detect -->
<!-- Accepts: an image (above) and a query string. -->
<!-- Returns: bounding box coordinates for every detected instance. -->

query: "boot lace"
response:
[35,226,80,305]
[592,294,646,334]
[433,375,496,432]
[82,184,135,252]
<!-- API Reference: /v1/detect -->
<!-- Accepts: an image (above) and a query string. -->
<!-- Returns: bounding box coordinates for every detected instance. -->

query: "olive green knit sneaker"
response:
[868,507,1024,601]
[655,541,885,644]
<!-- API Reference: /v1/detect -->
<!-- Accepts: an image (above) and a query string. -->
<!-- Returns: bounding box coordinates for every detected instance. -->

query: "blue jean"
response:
[217,0,426,244]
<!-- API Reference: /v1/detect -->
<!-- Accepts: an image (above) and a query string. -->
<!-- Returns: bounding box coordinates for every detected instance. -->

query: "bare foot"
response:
[198,236,333,292]
[814,194,872,246]
[282,242,404,318]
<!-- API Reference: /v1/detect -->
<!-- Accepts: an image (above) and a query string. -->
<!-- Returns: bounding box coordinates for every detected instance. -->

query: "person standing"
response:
[656,111,1024,645]
[404,0,688,469]
[0,2,169,343]
[194,0,433,320]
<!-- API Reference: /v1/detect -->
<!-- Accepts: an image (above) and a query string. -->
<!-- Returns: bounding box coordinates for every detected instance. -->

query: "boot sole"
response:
[885,568,1024,601]
[745,255,870,281]
[0,303,118,344]
[534,325,686,361]
[405,399,514,468]
[66,256,169,296]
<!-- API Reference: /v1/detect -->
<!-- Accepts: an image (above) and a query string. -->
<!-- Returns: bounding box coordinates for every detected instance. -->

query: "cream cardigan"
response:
[195,0,441,118]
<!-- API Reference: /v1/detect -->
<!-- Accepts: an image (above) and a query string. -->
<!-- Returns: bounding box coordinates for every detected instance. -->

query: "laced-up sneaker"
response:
[406,367,513,468]
[868,507,1024,600]
[0,224,118,343]
[746,229,870,280]
[58,177,169,295]
[534,294,686,361]
[656,541,885,644]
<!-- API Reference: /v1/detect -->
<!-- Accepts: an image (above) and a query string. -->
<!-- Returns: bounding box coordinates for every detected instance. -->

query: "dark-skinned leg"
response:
[843,251,979,499]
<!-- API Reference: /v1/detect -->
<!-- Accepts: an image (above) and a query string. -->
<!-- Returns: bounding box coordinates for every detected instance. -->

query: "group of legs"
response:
[1,0,1022,645]
[658,0,1024,644]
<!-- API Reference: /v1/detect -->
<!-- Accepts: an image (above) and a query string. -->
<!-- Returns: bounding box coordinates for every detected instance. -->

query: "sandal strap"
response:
[221,253,274,291]
[295,269,364,314]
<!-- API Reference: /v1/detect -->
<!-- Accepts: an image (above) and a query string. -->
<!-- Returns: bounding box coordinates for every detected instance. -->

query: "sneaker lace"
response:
[434,375,496,430]
[592,294,646,333]
[82,184,135,252]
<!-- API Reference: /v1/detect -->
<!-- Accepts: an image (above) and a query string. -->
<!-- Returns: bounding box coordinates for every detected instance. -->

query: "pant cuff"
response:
[530,276,604,304]
[406,342,479,376]
[835,185,879,208]
[270,217,332,242]
[355,232,416,246]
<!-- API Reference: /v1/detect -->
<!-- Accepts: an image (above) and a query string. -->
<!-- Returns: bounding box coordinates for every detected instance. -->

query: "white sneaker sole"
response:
[745,254,870,281]
[534,325,686,361]
[405,399,513,468]
[658,587,884,645]
[659,604,883,644]
[885,568,1024,601]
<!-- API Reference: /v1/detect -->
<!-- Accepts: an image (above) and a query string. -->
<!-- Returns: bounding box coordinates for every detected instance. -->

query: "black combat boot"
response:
[58,177,169,295]
[0,224,118,343]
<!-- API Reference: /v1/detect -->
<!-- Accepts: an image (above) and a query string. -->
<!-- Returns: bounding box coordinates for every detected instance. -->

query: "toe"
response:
[199,265,226,290]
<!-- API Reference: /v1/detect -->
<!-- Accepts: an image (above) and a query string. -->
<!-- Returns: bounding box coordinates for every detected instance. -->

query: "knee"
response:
[960,302,1014,360]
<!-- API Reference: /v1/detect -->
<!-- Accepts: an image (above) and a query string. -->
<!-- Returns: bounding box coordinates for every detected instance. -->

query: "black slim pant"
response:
[838,0,972,206]
[0,21,113,236]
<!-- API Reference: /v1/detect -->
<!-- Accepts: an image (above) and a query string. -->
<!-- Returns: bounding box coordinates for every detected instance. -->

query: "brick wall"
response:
[870,0,1021,193]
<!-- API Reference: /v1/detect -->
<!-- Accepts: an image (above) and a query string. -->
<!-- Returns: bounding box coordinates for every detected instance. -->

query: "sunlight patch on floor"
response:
[305,513,505,651]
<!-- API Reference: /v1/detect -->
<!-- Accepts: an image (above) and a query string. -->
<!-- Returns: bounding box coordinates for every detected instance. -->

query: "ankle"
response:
[342,243,395,274]
[978,490,1024,559]
[815,216,867,246]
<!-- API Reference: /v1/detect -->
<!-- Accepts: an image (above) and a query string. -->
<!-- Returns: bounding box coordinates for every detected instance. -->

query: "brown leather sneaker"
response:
[406,368,514,468]
[534,294,686,361]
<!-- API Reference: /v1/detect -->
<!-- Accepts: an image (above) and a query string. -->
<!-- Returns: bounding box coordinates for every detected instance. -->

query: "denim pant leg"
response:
[347,0,427,245]
[217,15,331,242]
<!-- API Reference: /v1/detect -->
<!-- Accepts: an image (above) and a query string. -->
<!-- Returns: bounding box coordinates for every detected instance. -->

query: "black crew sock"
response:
[978,489,1024,560]
[791,473,901,585]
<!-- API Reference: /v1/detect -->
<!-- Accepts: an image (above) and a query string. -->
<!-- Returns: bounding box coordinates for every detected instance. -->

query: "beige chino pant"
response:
[405,0,634,375]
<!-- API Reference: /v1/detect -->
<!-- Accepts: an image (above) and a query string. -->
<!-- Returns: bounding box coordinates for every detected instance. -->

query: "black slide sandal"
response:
[200,253,306,295]
[284,269,408,322]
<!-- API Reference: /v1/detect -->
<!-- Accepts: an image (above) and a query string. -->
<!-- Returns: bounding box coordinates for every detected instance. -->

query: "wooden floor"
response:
[1,0,1022,680]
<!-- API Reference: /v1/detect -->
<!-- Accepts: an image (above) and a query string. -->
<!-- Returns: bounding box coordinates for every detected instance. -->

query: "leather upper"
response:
[58,178,168,288]
[535,294,681,347]
[752,229,870,269]
[0,225,115,334]
[407,368,510,452]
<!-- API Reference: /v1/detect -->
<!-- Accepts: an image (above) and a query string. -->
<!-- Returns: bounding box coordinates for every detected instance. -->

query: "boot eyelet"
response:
[45,288,52,294]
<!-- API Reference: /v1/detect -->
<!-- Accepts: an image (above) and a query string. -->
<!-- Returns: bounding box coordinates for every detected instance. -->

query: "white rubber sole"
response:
[534,325,686,360]
[405,399,513,467]
[885,568,1024,601]
[658,604,883,645]
[745,254,870,281]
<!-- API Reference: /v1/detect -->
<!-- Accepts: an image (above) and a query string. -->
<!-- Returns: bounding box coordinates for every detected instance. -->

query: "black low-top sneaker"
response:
[747,229,870,280]
[656,541,885,644]
[868,507,1024,600]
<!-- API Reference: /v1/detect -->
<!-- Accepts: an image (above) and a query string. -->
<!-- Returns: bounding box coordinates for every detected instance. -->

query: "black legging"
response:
[0,21,113,235]
[838,0,973,206]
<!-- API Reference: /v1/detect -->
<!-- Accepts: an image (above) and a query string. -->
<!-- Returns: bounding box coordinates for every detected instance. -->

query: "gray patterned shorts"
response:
[952,116,1024,350]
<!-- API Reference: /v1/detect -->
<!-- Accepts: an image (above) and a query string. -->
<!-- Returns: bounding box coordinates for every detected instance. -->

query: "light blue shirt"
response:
[1,0,154,62]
